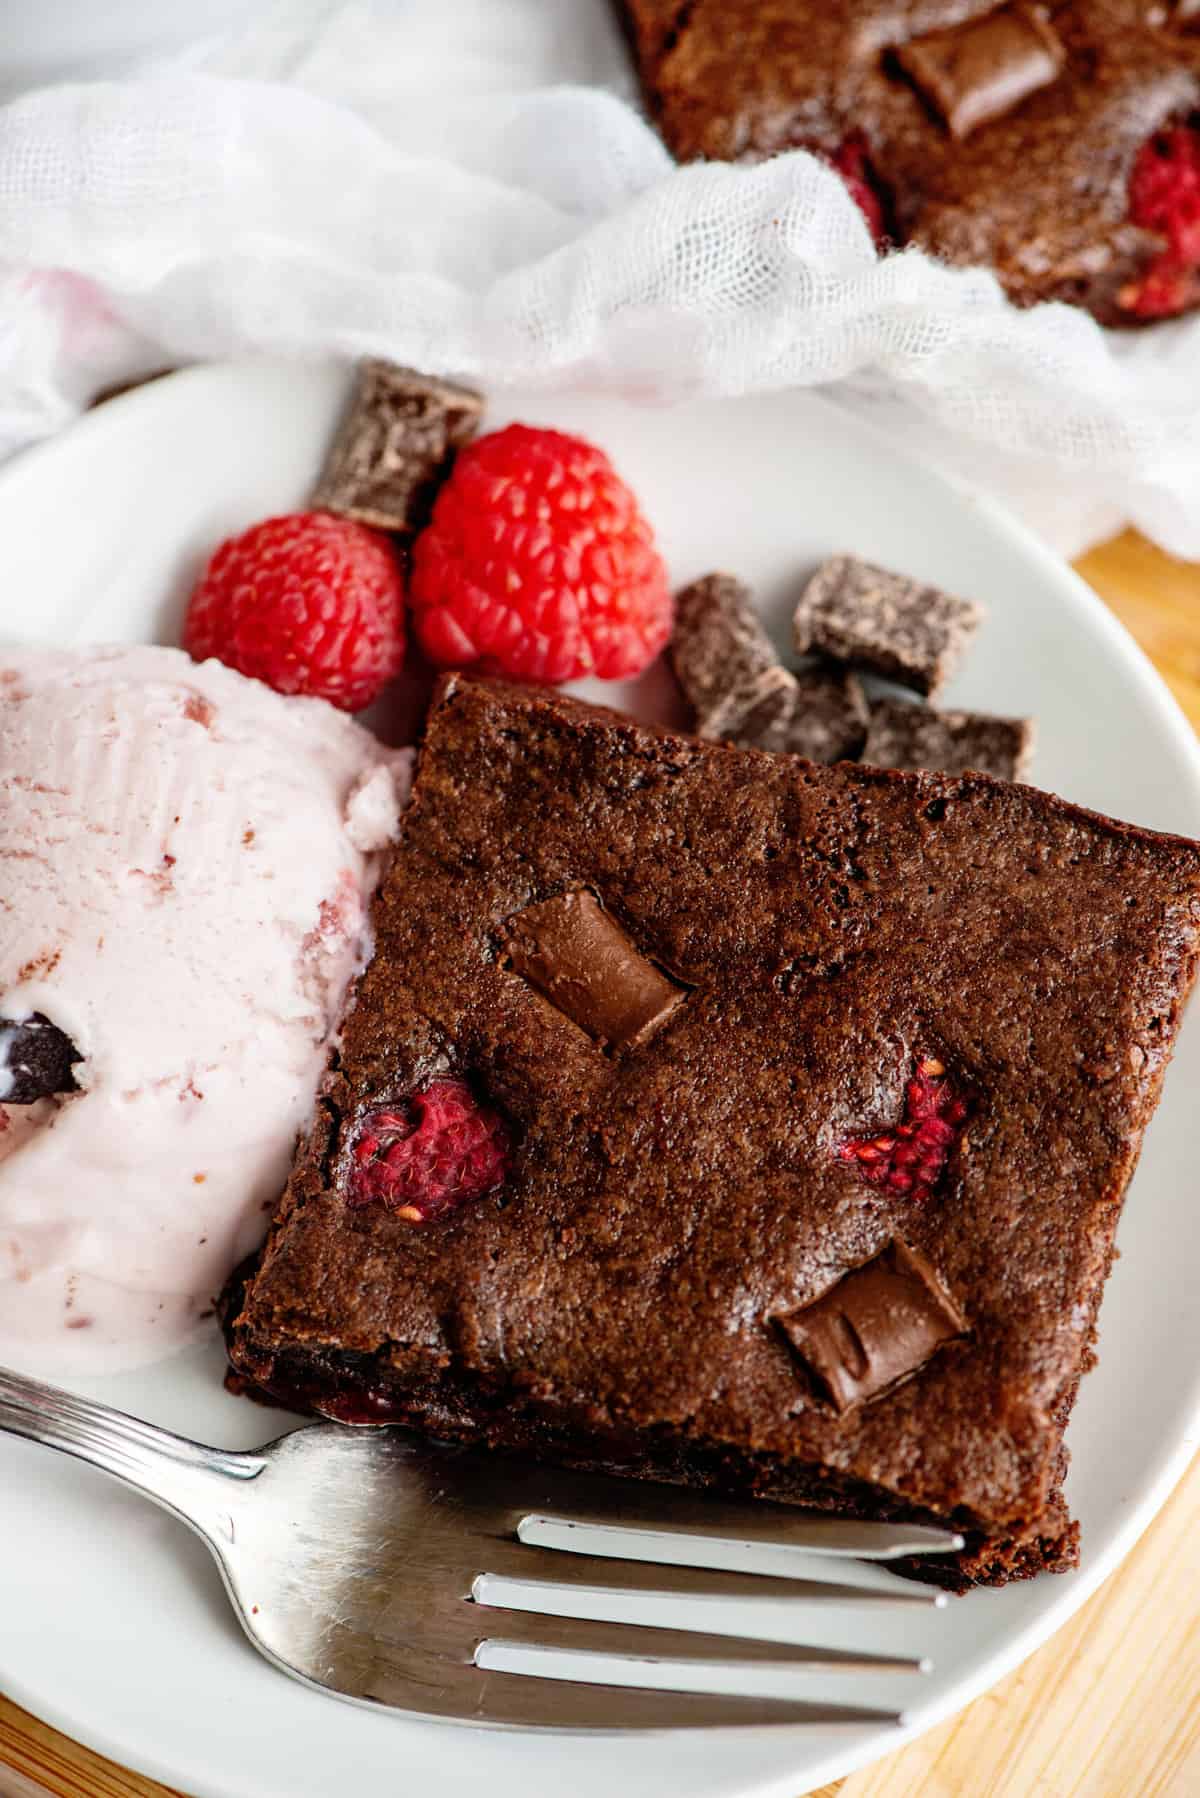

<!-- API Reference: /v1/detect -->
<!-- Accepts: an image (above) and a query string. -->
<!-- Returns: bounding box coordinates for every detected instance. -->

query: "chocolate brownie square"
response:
[225,677,1200,1587]
[617,1,1200,323]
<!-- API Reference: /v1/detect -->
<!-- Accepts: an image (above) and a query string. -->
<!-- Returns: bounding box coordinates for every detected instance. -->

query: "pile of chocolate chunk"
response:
[670,555,1034,782]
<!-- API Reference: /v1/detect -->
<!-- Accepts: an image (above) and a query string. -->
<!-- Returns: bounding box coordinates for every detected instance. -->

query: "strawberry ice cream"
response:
[0,646,411,1374]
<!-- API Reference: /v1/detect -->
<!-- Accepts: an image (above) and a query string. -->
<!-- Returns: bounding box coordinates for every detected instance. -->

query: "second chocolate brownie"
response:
[226,677,1200,1587]
[618,1,1200,324]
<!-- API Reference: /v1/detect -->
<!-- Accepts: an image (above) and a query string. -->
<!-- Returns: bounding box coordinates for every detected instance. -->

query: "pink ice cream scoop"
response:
[0,646,412,1374]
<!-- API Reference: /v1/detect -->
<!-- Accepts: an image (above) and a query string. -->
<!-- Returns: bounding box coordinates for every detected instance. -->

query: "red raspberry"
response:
[184,512,405,711]
[1121,124,1200,319]
[828,139,887,247]
[348,1079,510,1222]
[408,424,672,683]
[836,1057,967,1203]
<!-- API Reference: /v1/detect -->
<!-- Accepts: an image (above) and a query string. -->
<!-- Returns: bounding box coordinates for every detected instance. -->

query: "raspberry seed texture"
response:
[348,1079,511,1222]
[409,423,672,684]
[837,1056,967,1202]
[1122,124,1200,319]
[184,510,406,711]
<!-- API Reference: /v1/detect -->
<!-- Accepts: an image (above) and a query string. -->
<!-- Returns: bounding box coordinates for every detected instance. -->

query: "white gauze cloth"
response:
[1,0,1200,558]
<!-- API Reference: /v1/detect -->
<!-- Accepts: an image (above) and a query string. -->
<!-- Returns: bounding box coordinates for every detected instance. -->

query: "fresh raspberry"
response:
[828,139,888,247]
[348,1079,510,1222]
[836,1057,967,1202]
[1121,124,1200,319]
[184,512,405,711]
[408,424,672,683]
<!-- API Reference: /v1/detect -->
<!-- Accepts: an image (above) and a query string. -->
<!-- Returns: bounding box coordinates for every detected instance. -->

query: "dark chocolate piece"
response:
[671,573,796,742]
[777,1238,967,1413]
[738,662,868,762]
[0,1012,81,1104]
[896,6,1066,142]
[312,360,483,533]
[793,556,983,698]
[503,888,687,1051]
[863,696,1035,780]
[616,0,1200,327]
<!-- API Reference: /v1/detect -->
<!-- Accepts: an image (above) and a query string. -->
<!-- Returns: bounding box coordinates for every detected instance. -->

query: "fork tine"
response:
[474,1556,944,1608]
[468,1669,907,1730]
[519,1510,964,1561]
[471,1602,929,1673]
[436,1445,964,1560]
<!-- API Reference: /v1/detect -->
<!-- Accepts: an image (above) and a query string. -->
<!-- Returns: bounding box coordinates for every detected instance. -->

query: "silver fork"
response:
[0,1366,962,1732]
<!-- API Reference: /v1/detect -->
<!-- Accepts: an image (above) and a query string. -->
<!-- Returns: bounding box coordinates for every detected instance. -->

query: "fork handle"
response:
[0,1365,263,1530]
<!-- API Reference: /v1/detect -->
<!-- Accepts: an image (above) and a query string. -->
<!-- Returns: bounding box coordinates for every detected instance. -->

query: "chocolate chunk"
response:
[777,1239,967,1413]
[739,663,869,763]
[312,360,484,533]
[503,889,686,1052]
[793,556,983,699]
[896,5,1066,142]
[0,1013,81,1104]
[863,696,1035,782]
[671,574,796,743]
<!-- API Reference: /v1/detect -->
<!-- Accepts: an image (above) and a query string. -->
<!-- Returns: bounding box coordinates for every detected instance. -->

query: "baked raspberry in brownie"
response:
[224,677,1200,1588]
[617,1,1200,323]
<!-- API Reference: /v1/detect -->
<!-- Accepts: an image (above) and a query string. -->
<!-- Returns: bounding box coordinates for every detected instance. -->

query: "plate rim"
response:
[1,358,1198,1798]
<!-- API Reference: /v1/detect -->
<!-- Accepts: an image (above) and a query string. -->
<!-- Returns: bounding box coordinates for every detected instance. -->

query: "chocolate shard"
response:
[738,662,868,763]
[793,555,983,699]
[863,696,1035,781]
[671,573,797,744]
[896,5,1066,142]
[777,1238,967,1413]
[312,360,484,533]
[503,889,687,1052]
[0,1012,81,1104]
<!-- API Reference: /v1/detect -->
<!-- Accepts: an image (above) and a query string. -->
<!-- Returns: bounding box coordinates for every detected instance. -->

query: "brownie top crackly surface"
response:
[618,0,1200,320]
[231,677,1200,1534]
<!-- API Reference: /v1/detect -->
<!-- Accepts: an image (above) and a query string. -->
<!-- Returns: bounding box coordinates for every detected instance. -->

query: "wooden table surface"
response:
[3,529,1199,1798]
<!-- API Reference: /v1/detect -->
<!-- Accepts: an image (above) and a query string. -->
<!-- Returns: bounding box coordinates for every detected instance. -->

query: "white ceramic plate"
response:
[1,363,1197,1798]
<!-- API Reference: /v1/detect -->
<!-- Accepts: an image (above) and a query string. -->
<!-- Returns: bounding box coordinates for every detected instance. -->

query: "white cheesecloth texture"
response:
[1,0,1199,557]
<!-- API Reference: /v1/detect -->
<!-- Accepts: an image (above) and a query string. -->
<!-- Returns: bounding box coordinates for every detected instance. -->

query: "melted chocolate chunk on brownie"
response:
[776,1237,967,1412]
[225,677,1200,1590]
[503,889,689,1052]
[617,0,1200,322]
